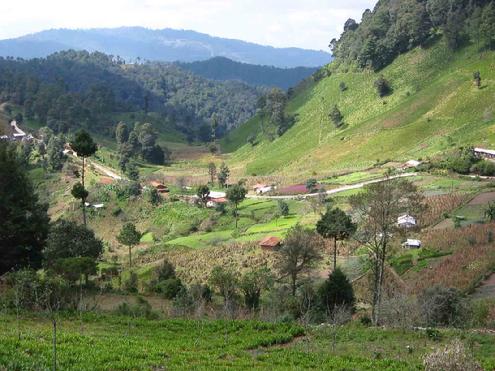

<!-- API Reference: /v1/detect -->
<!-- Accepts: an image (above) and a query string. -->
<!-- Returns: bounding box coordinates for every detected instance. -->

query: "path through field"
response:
[247,173,418,200]
[472,273,495,299]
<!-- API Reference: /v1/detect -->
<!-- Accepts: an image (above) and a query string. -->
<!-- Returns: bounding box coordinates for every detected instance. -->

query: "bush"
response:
[317,268,355,315]
[374,76,392,97]
[157,260,176,281]
[419,286,469,327]
[124,272,139,293]
[115,297,158,319]
[423,340,482,371]
[157,278,183,299]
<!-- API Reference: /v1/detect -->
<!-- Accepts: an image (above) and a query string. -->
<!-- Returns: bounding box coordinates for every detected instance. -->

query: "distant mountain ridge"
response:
[0,27,331,68]
[178,57,318,89]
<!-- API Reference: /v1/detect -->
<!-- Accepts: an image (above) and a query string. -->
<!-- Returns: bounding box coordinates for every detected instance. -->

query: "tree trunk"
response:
[333,237,338,271]
[52,319,57,371]
[81,157,87,226]
[128,245,132,268]
[291,273,297,296]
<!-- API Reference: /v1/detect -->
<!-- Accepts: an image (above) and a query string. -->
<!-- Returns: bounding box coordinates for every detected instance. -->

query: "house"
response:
[402,239,422,249]
[10,121,25,139]
[402,159,422,169]
[63,143,77,157]
[474,147,495,160]
[253,183,275,194]
[206,197,228,208]
[209,191,226,198]
[259,236,281,250]
[150,181,169,194]
[397,214,417,228]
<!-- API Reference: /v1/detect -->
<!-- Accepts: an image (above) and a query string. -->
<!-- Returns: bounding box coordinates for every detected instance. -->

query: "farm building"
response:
[397,214,417,228]
[259,236,281,250]
[209,191,226,198]
[206,197,228,208]
[402,159,422,169]
[474,147,495,160]
[150,181,169,194]
[402,239,422,249]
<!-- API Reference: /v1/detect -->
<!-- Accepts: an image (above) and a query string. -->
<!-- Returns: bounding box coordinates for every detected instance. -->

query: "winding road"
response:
[246,173,418,200]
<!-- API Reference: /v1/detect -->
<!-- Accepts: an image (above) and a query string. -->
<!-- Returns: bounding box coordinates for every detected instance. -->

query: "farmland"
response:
[1,314,495,370]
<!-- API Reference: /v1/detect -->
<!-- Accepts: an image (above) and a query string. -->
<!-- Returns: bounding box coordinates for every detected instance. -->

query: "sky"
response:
[0,0,377,50]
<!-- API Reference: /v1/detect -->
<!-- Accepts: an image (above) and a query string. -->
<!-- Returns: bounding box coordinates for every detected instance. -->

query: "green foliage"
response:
[70,130,97,158]
[44,220,104,266]
[318,268,355,314]
[374,76,392,97]
[329,105,344,128]
[196,185,210,208]
[117,223,141,247]
[217,162,230,188]
[240,267,273,311]
[419,286,469,327]
[305,178,318,193]
[276,225,322,296]
[126,161,140,181]
[146,188,161,206]
[209,266,239,302]
[46,134,65,171]
[71,182,88,201]
[157,278,184,299]
[0,50,261,137]
[226,183,247,228]
[0,143,49,275]
[277,200,290,217]
[316,207,356,242]
[484,202,495,222]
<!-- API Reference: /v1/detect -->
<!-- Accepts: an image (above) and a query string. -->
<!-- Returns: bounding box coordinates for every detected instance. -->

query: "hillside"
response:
[178,57,317,89]
[0,50,262,138]
[222,41,495,176]
[0,27,331,68]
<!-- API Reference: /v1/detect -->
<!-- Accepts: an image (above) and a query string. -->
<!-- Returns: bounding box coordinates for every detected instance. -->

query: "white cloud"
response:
[0,0,377,50]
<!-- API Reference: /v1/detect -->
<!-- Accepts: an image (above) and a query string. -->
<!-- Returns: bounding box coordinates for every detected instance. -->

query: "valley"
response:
[2,0,495,370]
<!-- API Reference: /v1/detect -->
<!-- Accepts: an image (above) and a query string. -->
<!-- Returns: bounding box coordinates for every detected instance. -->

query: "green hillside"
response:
[223,42,495,176]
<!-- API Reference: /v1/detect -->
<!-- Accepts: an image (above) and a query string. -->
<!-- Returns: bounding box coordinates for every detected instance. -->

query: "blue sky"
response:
[1,0,377,50]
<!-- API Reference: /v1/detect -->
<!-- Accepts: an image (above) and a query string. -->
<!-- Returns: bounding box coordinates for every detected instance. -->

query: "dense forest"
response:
[178,57,318,90]
[0,50,263,139]
[331,0,495,70]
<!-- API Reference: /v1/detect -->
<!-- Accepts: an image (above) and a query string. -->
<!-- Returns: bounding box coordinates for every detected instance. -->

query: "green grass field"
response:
[222,42,495,177]
[1,314,494,370]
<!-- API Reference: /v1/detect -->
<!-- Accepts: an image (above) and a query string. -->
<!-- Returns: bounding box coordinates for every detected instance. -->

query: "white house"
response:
[209,191,226,198]
[474,147,495,160]
[397,214,417,228]
[402,239,422,249]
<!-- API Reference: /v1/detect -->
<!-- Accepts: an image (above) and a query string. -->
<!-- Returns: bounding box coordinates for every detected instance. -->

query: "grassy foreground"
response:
[1,314,494,370]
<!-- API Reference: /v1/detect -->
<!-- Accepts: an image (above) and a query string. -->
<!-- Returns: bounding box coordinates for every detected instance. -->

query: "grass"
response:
[1,314,494,370]
[222,42,495,177]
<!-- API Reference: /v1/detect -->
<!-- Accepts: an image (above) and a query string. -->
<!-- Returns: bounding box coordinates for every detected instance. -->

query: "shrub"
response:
[423,340,482,371]
[374,76,392,97]
[157,278,183,299]
[115,297,158,319]
[419,286,469,327]
[124,272,139,293]
[317,268,355,315]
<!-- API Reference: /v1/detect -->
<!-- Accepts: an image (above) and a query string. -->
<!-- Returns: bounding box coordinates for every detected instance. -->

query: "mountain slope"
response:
[0,27,331,68]
[0,50,262,137]
[222,42,495,176]
[178,57,317,89]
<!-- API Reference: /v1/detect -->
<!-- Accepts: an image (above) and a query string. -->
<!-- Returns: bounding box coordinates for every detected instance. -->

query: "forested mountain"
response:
[178,57,318,89]
[222,0,495,176]
[0,50,262,138]
[0,27,331,68]
[331,0,495,71]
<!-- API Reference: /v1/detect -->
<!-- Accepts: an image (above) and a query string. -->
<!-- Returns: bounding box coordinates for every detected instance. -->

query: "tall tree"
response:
[196,185,210,208]
[316,207,356,270]
[350,177,425,325]
[115,122,129,146]
[46,135,65,171]
[70,130,97,225]
[117,223,142,268]
[0,143,50,275]
[276,225,322,296]
[208,162,217,185]
[226,183,247,228]
[217,162,230,188]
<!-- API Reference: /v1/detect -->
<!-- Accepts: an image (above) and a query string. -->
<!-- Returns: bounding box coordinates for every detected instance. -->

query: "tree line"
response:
[0,50,263,140]
[330,0,495,71]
